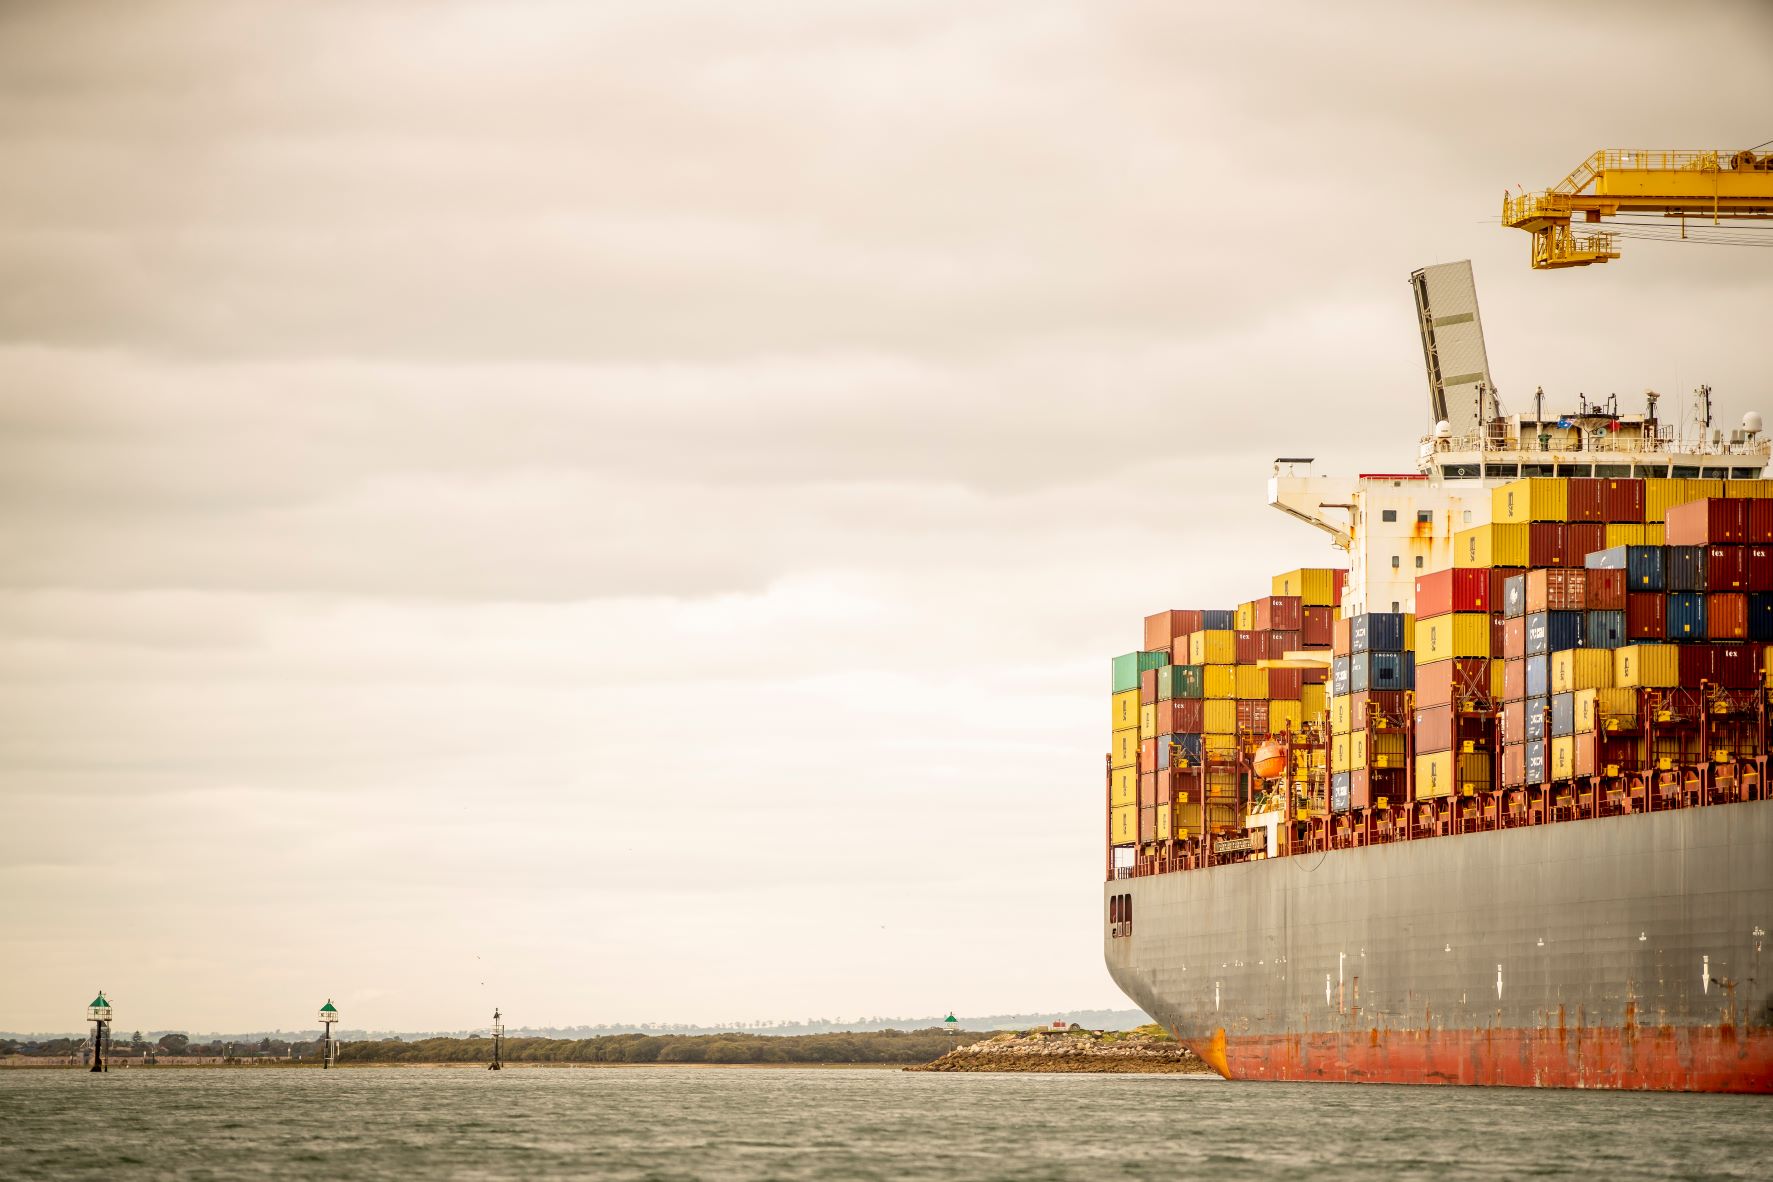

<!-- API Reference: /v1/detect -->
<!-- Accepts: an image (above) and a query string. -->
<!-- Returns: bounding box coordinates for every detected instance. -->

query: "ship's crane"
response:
[1502,147,1773,269]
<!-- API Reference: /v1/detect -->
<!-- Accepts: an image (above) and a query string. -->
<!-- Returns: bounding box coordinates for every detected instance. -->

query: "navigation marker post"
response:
[87,991,112,1072]
[489,1008,504,1071]
[319,999,339,1069]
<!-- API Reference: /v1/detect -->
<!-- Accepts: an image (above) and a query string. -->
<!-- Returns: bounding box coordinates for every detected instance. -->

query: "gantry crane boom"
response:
[1502,148,1773,269]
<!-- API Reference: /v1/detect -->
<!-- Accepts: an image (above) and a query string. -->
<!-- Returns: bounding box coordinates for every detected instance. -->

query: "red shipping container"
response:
[1139,807,1156,843]
[1235,630,1263,663]
[1140,737,1159,769]
[1414,568,1490,616]
[1351,689,1407,730]
[1565,522,1608,566]
[1502,742,1525,788]
[1269,629,1301,656]
[1707,546,1748,590]
[1528,522,1566,568]
[1750,499,1773,545]
[1585,567,1627,610]
[1253,596,1302,632]
[1678,645,1720,686]
[1349,768,1404,811]
[1415,657,1492,709]
[1158,699,1204,734]
[1503,657,1525,701]
[1267,668,1304,700]
[1667,498,1749,545]
[1301,606,1335,647]
[1491,614,1506,663]
[1574,734,1638,778]
[1414,704,1454,753]
[1502,616,1527,660]
[1332,616,1352,656]
[1141,669,1159,701]
[1749,547,1773,592]
[1717,644,1761,689]
[1566,478,1606,523]
[1139,771,1159,807]
[1143,610,1203,651]
[1626,593,1666,640]
[1301,666,1327,685]
[1603,478,1646,523]
[1235,700,1269,733]
[1502,700,1524,744]
[1708,593,1749,640]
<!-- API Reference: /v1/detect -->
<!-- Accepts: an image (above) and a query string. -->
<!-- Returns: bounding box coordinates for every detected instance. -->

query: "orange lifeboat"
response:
[1252,741,1288,779]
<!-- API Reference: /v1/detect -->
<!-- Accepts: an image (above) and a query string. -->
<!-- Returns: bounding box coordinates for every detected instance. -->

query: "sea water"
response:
[2,1066,1767,1180]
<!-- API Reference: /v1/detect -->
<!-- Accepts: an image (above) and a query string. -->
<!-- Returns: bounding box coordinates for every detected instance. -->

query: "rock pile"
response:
[906,1025,1214,1075]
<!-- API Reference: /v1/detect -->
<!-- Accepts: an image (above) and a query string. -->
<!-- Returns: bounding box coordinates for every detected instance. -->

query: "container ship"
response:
[1103,261,1773,1091]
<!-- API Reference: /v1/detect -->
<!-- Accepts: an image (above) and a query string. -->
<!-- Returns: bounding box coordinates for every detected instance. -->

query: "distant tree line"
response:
[3,1032,317,1060]
[338,1028,972,1064]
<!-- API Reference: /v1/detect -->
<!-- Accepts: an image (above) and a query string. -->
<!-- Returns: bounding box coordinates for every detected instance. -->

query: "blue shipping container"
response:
[1349,652,1407,693]
[1587,544,1666,591]
[1525,655,1550,699]
[1350,612,1408,654]
[1667,592,1706,640]
[1502,574,1527,620]
[1525,695,1548,742]
[1331,655,1351,696]
[1525,739,1546,785]
[1666,546,1708,592]
[1526,610,1584,657]
[1160,733,1203,768]
[1201,609,1235,631]
[1750,593,1773,642]
[1331,772,1351,814]
[1585,610,1627,649]
[1550,691,1575,738]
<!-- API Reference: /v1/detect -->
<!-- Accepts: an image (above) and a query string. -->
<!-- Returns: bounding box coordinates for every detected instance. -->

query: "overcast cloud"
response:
[3,0,1771,1033]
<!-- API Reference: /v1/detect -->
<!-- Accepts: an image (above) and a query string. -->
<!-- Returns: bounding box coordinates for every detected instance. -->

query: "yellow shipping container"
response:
[1268,700,1303,733]
[1416,751,1492,799]
[1271,567,1342,605]
[1139,704,1157,740]
[1110,804,1137,846]
[1235,666,1270,700]
[1202,664,1236,699]
[1202,732,1237,755]
[1616,644,1680,689]
[1550,736,1577,781]
[1453,522,1529,568]
[1235,602,1256,631]
[1726,479,1773,499]
[1110,766,1137,807]
[1574,688,1639,734]
[1301,683,1326,720]
[1190,630,1237,666]
[1416,612,1491,663]
[1605,523,1655,547]
[1203,700,1237,733]
[1111,689,1140,729]
[1685,478,1725,503]
[1351,730,1406,770]
[1111,726,1140,769]
[1331,732,1350,771]
[1551,648,1614,694]
[1492,477,1568,524]
[1331,694,1351,735]
[1643,479,1688,523]
[1643,523,1666,546]
[1490,659,1506,700]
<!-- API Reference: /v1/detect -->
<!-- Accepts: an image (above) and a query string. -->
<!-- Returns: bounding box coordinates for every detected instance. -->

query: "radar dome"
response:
[1744,411,1764,433]
[1433,420,1453,439]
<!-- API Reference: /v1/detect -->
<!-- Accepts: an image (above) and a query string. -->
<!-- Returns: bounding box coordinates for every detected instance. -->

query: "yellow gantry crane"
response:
[1502,147,1773,268]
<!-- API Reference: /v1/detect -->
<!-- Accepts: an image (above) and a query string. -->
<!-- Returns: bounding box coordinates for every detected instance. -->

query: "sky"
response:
[4,0,1771,1034]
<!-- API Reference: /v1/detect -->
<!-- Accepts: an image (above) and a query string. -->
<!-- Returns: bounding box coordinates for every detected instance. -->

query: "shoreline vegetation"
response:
[4,1025,1215,1074]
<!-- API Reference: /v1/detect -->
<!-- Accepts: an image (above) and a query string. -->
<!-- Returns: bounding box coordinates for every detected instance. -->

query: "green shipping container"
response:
[1112,653,1140,693]
[1159,664,1205,700]
[1112,650,1171,693]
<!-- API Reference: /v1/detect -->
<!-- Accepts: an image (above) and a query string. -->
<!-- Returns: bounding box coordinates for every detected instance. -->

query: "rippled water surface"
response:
[3,1067,1769,1181]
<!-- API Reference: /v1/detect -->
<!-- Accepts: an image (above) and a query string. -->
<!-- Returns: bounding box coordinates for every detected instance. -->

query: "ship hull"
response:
[1105,799,1773,1091]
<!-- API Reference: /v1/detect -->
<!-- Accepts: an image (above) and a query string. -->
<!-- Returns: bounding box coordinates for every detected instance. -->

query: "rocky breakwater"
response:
[907,1024,1214,1075]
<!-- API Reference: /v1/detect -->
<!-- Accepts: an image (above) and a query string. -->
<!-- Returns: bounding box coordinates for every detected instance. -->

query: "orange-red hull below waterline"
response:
[1194,1026,1773,1092]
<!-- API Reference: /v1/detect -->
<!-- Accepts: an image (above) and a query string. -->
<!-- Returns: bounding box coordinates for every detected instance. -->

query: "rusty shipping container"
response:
[1667,498,1750,546]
